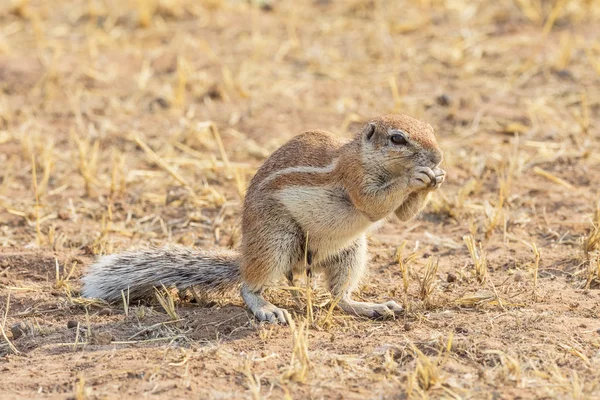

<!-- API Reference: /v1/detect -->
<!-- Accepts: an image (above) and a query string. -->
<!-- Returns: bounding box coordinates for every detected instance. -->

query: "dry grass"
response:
[281,320,310,384]
[418,257,439,308]
[1,0,600,398]
[531,242,540,297]
[155,286,180,321]
[582,202,600,257]
[242,358,262,400]
[396,242,412,312]
[407,342,445,395]
[0,291,20,355]
[582,202,600,288]
[463,235,488,284]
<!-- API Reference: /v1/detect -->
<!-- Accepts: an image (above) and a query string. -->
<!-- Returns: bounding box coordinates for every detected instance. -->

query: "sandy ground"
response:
[1,0,600,398]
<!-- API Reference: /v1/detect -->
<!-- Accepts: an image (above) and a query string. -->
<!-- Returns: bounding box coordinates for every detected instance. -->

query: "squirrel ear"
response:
[364,123,376,141]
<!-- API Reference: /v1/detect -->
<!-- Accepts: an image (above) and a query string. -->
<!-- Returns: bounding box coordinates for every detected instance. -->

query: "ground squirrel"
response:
[82,114,445,324]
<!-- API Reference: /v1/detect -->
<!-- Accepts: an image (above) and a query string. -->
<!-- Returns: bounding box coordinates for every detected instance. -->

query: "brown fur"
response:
[82,114,444,325]
[367,114,438,151]
[246,130,346,191]
[240,114,442,284]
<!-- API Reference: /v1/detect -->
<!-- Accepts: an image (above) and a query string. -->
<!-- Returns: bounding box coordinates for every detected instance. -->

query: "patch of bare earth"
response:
[1,0,600,398]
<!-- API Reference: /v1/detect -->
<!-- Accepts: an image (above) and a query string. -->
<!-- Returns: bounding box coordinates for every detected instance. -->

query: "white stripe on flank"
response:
[259,158,339,189]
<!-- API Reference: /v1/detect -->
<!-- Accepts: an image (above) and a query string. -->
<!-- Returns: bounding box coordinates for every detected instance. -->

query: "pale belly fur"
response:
[277,185,381,264]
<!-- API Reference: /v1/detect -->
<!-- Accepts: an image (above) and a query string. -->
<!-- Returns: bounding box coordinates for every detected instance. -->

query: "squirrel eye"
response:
[390,134,407,145]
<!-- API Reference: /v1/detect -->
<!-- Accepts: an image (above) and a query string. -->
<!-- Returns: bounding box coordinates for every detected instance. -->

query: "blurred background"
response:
[1,1,600,398]
[0,0,598,249]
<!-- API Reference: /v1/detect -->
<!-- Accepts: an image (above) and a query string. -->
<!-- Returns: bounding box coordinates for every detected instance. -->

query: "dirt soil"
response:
[1,0,600,399]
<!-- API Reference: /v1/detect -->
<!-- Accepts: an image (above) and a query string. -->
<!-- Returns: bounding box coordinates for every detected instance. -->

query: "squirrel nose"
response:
[429,150,443,166]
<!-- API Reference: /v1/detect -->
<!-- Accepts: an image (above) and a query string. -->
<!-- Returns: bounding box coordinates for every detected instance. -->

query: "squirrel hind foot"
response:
[255,306,292,325]
[338,299,403,320]
[241,284,294,326]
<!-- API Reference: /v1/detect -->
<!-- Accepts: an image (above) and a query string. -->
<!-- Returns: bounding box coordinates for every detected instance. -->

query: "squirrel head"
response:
[360,114,443,175]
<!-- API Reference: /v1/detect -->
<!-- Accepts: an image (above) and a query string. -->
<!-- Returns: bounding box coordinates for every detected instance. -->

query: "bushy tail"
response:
[81,246,241,302]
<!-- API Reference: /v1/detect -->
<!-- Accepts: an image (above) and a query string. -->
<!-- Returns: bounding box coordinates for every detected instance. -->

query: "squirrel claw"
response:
[411,166,445,191]
[384,300,404,314]
[410,166,437,191]
[242,285,295,327]
[255,305,294,327]
[372,301,404,319]
[430,167,446,190]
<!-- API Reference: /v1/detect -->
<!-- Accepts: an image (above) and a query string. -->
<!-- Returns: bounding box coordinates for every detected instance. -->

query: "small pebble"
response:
[149,97,170,111]
[90,331,113,345]
[447,273,457,283]
[436,93,451,106]
[455,326,468,334]
[514,272,523,282]
[554,69,574,80]
[10,323,26,340]
[258,0,274,11]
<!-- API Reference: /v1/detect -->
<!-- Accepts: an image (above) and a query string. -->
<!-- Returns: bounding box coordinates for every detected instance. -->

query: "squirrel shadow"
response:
[184,304,256,342]
[23,304,258,357]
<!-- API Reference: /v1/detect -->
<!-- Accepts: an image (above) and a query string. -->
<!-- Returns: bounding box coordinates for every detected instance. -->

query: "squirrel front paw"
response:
[409,166,445,191]
[431,167,446,190]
